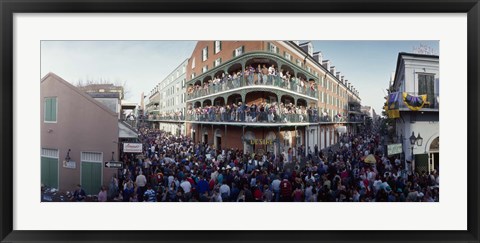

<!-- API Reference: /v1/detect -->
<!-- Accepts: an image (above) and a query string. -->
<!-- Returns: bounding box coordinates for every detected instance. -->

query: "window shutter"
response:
[242,46,245,54]
[51,98,57,121]
[44,98,50,121]
[233,50,235,57]
[206,46,208,59]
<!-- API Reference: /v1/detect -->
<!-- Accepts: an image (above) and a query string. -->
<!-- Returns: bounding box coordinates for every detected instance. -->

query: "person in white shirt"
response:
[180,179,192,194]
[219,183,231,201]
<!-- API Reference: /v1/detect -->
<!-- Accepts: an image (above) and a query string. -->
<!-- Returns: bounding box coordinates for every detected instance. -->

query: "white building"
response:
[389,52,439,173]
[146,59,189,136]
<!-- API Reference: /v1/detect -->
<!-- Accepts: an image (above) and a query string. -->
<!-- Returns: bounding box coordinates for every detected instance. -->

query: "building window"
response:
[44,97,57,122]
[191,57,196,69]
[284,52,291,61]
[418,73,435,105]
[191,73,195,80]
[296,59,303,67]
[182,79,185,88]
[214,41,221,54]
[214,58,222,67]
[268,42,278,53]
[233,46,244,57]
[202,65,208,73]
[202,47,208,61]
[182,65,186,74]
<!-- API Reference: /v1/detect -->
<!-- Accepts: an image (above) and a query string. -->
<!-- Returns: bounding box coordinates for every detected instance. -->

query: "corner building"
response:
[185,41,362,157]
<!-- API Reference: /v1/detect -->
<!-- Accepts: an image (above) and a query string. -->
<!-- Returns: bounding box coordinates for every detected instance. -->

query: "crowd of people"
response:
[97,122,439,203]
[186,102,321,123]
[186,64,317,98]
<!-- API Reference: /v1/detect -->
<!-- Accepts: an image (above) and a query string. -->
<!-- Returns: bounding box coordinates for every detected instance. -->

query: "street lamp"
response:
[65,149,71,162]
[409,132,423,172]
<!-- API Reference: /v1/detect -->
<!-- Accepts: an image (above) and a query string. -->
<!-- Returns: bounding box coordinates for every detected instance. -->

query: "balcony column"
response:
[240,60,246,86]
[306,126,309,157]
[242,126,245,155]
[277,126,281,159]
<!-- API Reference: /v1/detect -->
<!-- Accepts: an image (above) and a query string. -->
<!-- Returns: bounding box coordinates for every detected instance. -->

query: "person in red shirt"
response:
[280,178,292,202]
[253,186,263,201]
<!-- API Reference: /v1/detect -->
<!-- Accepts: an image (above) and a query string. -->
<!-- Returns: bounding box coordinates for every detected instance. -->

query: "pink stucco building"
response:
[41,73,120,195]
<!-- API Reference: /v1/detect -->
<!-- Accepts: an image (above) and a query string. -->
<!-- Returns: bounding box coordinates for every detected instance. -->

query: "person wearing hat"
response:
[219,182,231,202]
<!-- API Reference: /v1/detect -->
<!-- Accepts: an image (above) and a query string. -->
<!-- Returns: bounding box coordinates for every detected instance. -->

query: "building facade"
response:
[146,59,188,136]
[41,73,120,195]
[387,52,439,173]
[183,41,363,157]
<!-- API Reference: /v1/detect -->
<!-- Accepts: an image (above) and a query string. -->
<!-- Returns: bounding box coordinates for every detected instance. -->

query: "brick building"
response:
[181,41,363,156]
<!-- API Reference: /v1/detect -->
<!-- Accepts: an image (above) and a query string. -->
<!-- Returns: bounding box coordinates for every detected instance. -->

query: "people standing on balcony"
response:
[261,64,269,85]
[230,72,236,88]
[212,77,218,93]
[268,64,276,85]
[244,67,251,86]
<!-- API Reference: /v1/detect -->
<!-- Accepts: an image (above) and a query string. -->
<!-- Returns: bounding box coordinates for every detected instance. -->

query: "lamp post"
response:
[409,131,423,173]
[65,149,71,162]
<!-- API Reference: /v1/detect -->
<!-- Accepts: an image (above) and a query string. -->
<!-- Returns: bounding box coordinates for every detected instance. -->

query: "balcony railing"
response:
[185,112,319,124]
[398,92,439,110]
[147,115,184,121]
[187,75,318,100]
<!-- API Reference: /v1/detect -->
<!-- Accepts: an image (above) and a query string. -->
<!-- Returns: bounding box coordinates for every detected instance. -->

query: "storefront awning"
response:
[119,121,138,138]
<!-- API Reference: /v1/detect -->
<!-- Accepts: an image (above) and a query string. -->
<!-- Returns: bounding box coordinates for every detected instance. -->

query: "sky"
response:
[41,40,439,114]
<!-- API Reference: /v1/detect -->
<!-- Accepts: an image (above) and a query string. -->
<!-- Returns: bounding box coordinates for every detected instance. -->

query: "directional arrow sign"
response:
[105,161,123,169]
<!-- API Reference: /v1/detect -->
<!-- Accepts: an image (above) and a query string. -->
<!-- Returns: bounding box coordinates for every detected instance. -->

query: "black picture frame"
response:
[1,0,479,242]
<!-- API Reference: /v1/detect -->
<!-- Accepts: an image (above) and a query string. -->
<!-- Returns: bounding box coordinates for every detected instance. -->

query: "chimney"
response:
[341,76,345,83]
[330,66,336,75]
[336,72,341,79]
[322,60,330,71]
[313,51,323,63]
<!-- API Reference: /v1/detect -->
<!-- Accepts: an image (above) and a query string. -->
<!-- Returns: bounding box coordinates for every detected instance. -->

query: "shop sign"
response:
[124,143,143,153]
[249,139,274,145]
[387,143,403,156]
[63,160,76,169]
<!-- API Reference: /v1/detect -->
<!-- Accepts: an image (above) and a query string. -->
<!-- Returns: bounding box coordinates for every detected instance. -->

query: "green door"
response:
[415,154,429,173]
[41,157,58,188]
[81,162,102,195]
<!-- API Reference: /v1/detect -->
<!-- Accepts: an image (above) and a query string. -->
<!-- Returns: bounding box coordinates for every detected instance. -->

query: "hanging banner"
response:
[386,92,400,118]
[403,93,427,111]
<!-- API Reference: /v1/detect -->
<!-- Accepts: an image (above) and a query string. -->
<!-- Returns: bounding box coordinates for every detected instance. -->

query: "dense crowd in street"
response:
[98,124,439,203]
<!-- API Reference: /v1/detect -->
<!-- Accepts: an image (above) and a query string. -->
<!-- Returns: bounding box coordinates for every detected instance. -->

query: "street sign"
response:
[105,161,123,169]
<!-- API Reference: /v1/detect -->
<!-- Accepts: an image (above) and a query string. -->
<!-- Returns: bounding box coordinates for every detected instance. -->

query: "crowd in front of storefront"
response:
[85,121,439,203]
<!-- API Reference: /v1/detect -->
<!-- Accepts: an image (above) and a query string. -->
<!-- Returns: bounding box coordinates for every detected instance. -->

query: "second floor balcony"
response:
[187,75,318,101]
[147,114,184,122]
[186,51,320,102]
